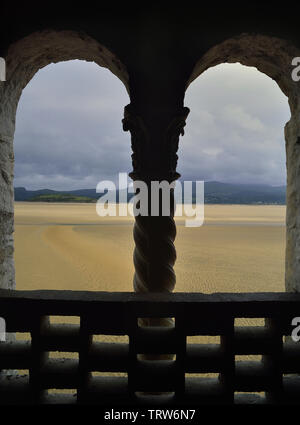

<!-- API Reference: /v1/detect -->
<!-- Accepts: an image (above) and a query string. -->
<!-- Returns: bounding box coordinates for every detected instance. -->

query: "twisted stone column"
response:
[133,213,177,295]
[123,104,189,327]
[132,204,177,328]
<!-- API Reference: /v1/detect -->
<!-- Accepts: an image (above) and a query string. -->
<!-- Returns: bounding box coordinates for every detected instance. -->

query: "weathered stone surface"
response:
[187,34,299,98]
[0,212,15,290]
[285,101,300,292]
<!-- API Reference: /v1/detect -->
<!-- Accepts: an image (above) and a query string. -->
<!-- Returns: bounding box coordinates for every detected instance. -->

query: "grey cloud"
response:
[14,61,290,190]
[14,60,131,190]
[178,63,290,186]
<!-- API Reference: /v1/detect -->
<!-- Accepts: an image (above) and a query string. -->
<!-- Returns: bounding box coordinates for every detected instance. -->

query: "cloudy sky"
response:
[14,60,290,190]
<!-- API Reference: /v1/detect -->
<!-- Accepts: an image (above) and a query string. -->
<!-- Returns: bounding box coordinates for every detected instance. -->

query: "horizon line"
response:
[14,180,287,191]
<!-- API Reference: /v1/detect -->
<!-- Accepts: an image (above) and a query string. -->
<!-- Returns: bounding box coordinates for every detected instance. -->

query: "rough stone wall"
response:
[0,30,129,290]
[285,98,300,292]
[0,76,19,290]
[0,135,14,290]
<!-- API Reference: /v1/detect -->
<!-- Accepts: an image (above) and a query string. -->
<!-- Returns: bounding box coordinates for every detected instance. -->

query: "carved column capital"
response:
[122,104,150,181]
[164,106,190,182]
[122,104,190,182]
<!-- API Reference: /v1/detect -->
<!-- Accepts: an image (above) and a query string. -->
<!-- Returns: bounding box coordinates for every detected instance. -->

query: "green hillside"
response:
[28,193,96,203]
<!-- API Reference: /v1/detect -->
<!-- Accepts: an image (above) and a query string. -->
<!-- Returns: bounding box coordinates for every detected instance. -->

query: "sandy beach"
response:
[14,202,286,294]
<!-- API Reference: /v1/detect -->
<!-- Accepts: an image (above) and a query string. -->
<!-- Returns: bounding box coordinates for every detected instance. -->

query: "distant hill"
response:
[14,187,100,201]
[14,181,286,205]
[200,181,286,205]
[28,193,96,203]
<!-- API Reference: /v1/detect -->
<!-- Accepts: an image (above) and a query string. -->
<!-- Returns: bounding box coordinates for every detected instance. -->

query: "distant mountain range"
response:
[14,181,286,205]
[197,181,286,204]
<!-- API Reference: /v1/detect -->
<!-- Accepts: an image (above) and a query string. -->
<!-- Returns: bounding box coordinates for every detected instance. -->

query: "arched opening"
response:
[0,30,130,292]
[0,32,132,383]
[174,35,300,378]
[175,62,289,294]
[176,34,300,293]
[13,59,133,292]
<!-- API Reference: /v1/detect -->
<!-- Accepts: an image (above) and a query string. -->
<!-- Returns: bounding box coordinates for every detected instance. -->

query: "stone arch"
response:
[185,33,300,292]
[0,30,129,290]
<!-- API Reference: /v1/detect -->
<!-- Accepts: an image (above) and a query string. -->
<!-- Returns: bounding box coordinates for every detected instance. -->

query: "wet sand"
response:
[14,202,286,294]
